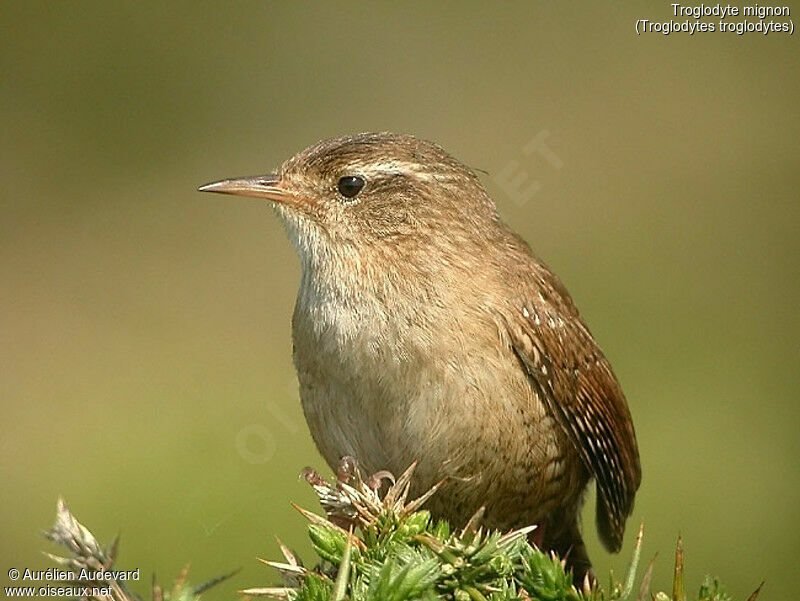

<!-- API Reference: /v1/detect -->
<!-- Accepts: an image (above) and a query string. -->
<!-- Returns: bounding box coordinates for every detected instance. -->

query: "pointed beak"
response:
[197,174,289,203]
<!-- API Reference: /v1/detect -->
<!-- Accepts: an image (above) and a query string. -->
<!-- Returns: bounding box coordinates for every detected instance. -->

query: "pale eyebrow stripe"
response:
[353,160,422,174]
[350,160,452,182]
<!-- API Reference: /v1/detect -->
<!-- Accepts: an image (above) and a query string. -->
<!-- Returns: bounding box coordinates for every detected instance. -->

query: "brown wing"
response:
[501,267,641,552]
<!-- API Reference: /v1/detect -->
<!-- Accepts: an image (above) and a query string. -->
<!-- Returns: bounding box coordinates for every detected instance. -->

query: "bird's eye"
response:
[337,175,365,199]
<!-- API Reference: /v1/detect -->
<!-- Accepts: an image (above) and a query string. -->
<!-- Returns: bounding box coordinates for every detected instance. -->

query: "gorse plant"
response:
[44,499,236,601]
[241,462,760,601]
[44,463,761,601]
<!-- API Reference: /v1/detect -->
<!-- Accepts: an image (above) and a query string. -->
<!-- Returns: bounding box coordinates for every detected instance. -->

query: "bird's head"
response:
[199,133,499,272]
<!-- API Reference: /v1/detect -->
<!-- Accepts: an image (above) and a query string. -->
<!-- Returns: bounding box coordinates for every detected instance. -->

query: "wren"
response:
[199,132,641,580]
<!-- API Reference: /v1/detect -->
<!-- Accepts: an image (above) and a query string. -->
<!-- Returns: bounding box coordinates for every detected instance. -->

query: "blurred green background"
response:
[1,2,798,599]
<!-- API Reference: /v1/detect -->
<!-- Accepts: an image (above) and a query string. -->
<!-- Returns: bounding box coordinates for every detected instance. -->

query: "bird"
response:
[199,132,641,581]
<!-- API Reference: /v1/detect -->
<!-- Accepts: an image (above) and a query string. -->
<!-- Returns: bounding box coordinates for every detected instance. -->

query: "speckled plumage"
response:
[200,132,641,580]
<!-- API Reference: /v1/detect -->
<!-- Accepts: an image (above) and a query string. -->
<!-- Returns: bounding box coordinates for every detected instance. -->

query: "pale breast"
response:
[290,278,586,529]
